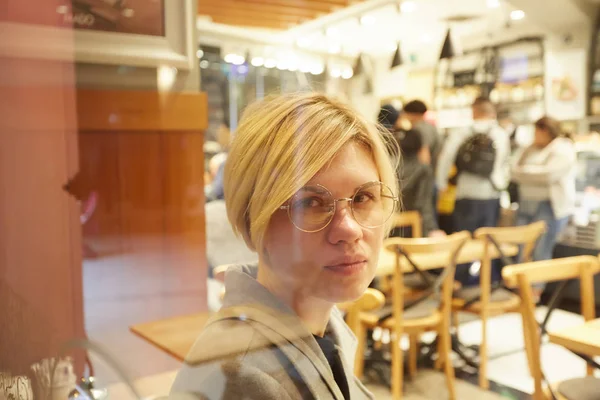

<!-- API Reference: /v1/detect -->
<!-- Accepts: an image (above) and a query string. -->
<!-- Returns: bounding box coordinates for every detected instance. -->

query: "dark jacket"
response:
[400,154,438,235]
[170,264,373,399]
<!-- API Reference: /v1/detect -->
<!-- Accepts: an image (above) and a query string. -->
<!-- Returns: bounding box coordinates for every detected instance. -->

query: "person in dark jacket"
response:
[397,129,445,237]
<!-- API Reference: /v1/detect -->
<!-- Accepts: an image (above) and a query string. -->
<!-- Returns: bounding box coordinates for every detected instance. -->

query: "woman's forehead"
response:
[303,143,379,191]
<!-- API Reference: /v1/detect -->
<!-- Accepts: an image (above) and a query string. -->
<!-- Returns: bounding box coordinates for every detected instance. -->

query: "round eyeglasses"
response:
[279,181,398,233]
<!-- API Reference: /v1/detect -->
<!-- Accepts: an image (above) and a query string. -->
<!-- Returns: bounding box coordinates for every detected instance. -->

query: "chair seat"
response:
[557,376,600,400]
[404,273,435,290]
[452,287,520,313]
[372,297,440,321]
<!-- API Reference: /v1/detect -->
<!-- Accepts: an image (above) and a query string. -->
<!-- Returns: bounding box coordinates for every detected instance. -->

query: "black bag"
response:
[455,132,496,179]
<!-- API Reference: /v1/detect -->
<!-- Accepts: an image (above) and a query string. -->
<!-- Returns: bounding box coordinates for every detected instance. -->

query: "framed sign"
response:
[0,0,195,70]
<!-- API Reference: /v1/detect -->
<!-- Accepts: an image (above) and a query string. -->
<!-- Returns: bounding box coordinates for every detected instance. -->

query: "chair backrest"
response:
[384,231,471,334]
[502,256,600,399]
[473,221,546,307]
[343,288,386,334]
[391,211,423,238]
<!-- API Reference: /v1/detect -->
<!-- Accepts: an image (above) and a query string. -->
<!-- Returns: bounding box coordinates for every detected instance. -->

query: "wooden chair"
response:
[392,211,423,238]
[374,231,471,399]
[341,288,386,377]
[503,256,600,400]
[451,221,546,389]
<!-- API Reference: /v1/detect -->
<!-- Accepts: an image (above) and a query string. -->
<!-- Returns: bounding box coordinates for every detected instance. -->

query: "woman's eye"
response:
[354,192,375,203]
[294,197,324,209]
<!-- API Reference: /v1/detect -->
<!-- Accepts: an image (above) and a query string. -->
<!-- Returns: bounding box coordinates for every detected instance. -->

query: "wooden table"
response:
[131,239,518,362]
[130,312,212,362]
[548,318,600,358]
[376,238,519,276]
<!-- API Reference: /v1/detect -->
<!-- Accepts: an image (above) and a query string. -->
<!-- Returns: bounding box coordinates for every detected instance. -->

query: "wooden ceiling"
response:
[198,0,362,30]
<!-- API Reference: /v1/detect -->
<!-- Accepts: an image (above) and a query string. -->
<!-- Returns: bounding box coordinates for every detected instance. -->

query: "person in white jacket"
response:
[511,116,576,263]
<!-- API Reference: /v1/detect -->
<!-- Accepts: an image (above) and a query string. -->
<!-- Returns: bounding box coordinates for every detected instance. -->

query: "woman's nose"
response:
[326,202,363,244]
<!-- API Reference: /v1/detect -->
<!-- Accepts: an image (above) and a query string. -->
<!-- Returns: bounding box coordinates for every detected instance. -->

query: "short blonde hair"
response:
[224,92,399,253]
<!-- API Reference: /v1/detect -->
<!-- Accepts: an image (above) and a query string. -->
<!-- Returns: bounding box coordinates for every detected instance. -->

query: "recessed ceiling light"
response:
[360,15,376,26]
[251,57,264,67]
[264,59,277,69]
[420,34,432,43]
[487,0,500,8]
[342,67,354,79]
[200,60,209,69]
[328,44,341,54]
[510,10,525,20]
[196,49,204,58]
[326,27,339,37]
[296,37,311,48]
[401,1,417,13]
[330,68,342,78]
[310,64,324,75]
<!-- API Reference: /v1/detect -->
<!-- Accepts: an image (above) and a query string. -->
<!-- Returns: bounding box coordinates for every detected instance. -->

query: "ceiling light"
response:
[330,68,342,78]
[326,27,339,37]
[487,0,500,8]
[224,54,235,63]
[310,64,324,75]
[196,49,204,59]
[251,57,264,67]
[200,60,209,69]
[300,64,311,73]
[342,67,354,79]
[288,64,298,72]
[360,15,376,26]
[510,10,525,20]
[296,37,311,48]
[264,59,277,69]
[328,44,341,54]
[232,55,245,65]
[276,60,289,70]
[400,1,416,13]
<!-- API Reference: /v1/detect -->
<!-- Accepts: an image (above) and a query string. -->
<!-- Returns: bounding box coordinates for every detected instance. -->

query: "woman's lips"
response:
[324,261,367,276]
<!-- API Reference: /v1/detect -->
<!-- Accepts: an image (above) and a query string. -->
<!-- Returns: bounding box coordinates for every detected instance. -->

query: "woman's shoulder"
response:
[171,316,291,399]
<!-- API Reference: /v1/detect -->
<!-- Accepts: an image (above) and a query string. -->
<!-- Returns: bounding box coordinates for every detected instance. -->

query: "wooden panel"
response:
[163,132,205,236]
[199,0,322,18]
[79,132,122,239]
[76,90,208,132]
[240,0,346,11]
[210,16,296,29]
[199,7,309,23]
[118,132,164,241]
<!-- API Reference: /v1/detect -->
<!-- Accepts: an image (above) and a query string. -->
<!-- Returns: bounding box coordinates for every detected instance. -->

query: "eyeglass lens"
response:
[287,182,395,232]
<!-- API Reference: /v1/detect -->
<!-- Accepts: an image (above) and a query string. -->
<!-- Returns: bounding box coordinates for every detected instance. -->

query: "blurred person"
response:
[378,105,443,236]
[396,128,445,237]
[402,100,441,167]
[436,97,510,284]
[512,116,576,263]
[171,92,399,399]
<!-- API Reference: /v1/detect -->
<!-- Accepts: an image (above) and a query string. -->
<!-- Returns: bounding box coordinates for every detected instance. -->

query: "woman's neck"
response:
[256,264,334,337]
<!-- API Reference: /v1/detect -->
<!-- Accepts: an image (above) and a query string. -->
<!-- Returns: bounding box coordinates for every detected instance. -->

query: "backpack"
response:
[455,131,496,179]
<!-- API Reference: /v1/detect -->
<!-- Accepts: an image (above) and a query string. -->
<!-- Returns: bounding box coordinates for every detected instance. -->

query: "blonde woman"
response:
[171,93,399,399]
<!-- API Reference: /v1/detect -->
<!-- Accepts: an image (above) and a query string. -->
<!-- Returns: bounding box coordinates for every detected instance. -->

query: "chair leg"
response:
[452,311,460,340]
[479,312,489,390]
[520,304,535,377]
[391,331,404,400]
[441,327,456,400]
[434,335,444,370]
[354,322,367,379]
[409,334,419,379]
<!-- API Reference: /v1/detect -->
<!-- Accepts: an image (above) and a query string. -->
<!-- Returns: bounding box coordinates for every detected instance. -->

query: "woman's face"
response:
[534,127,552,148]
[263,142,386,304]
